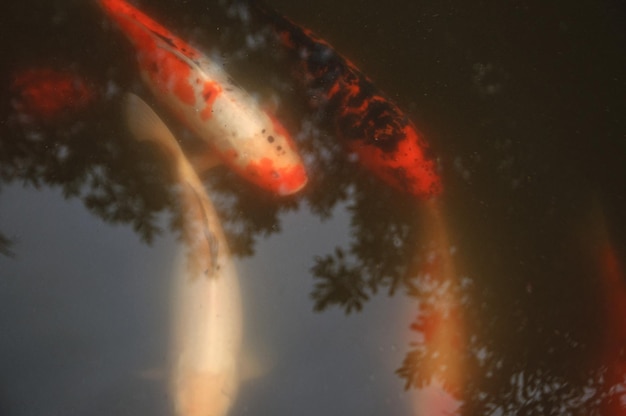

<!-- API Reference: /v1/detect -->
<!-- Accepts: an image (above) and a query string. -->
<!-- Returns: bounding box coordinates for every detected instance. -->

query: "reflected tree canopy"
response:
[1,0,625,414]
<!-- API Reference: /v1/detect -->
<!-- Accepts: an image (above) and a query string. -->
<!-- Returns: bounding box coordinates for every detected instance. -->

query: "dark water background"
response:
[1,0,625,414]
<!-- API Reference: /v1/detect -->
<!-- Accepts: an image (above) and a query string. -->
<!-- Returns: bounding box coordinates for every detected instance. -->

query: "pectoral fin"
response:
[190,149,221,175]
[124,93,182,160]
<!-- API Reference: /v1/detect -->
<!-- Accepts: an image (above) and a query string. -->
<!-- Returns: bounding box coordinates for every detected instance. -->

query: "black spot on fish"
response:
[262,129,266,134]
[203,90,213,100]
[267,135,274,143]
[150,30,177,49]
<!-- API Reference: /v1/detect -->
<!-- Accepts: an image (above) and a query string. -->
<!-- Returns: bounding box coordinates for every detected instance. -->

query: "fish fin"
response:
[124,93,182,159]
[190,148,222,175]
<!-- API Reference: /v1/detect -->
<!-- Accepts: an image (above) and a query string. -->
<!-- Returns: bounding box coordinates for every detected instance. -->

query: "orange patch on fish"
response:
[350,124,441,198]
[200,81,222,120]
[244,157,307,195]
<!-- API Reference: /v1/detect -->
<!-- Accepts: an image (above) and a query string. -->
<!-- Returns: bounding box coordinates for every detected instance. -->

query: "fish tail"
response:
[123,93,185,162]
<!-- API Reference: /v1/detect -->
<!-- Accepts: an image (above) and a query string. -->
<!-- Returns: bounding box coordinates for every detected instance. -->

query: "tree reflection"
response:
[1,95,172,244]
[0,232,14,258]
[1,0,625,415]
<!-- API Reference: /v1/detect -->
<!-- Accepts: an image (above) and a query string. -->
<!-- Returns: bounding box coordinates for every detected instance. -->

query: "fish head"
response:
[215,110,309,196]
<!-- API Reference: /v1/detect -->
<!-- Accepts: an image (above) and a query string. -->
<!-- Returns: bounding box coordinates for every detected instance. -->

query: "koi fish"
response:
[99,0,308,195]
[398,198,463,415]
[588,204,626,414]
[124,93,243,416]
[11,67,96,123]
[250,1,441,198]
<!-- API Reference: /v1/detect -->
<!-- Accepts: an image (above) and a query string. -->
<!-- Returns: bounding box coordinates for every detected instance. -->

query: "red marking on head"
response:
[277,163,308,194]
[200,81,222,120]
[11,68,96,122]
[243,157,307,195]
[350,124,441,198]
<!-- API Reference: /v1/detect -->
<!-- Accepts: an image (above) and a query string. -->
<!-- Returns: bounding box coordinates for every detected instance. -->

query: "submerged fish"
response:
[11,67,96,124]
[99,0,307,195]
[124,93,243,416]
[400,198,463,415]
[587,204,626,415]
[249,1,442,198]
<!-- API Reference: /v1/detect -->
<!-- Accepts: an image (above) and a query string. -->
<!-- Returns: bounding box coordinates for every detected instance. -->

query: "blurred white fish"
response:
[125,93,243,416]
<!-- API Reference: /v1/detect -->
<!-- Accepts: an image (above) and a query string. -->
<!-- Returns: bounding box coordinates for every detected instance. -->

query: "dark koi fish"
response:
[99,0,308,195]
[591,206,626,415]
[249,1,441,198]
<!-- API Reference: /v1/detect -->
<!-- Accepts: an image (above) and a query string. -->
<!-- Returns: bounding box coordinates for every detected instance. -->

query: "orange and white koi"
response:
[99,0,307,195]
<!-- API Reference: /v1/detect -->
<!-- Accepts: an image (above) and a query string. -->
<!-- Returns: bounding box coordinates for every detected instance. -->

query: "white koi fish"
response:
[124,93,243,416]
[100,0,308,195]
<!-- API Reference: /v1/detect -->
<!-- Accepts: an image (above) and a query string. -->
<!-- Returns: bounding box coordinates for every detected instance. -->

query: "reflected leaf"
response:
[310,248,369,314]
[0,232,15,258]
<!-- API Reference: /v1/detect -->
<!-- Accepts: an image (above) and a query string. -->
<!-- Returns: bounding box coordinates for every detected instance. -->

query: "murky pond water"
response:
[1,0,625,415]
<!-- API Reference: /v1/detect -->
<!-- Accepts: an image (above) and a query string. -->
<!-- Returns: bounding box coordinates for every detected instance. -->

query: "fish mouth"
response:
[277,174,308,195]
[274,163,309,195]
[242,158,308,195]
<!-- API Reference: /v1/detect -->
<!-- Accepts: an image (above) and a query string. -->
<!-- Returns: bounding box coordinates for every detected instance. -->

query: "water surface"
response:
[1,0,625,415]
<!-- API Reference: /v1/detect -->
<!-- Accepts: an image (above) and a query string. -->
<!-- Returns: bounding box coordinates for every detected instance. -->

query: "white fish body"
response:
[125,93,242,416]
